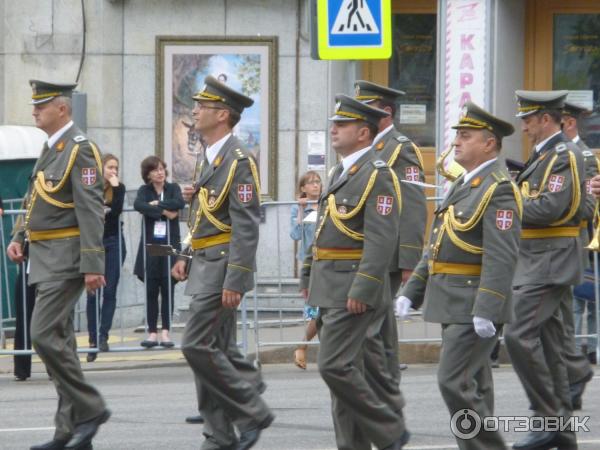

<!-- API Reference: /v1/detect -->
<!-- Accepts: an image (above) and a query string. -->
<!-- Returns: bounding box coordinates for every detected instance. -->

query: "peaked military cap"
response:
[515,90,568,118]
[29,80,77,105]
[354,80,405,104]
[452,101,514,138]
[192,75,254,113]
[329,94,389,126]
[563,101,591,119]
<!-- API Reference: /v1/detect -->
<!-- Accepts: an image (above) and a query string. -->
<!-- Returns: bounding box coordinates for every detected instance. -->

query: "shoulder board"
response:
[583,150,593,157]
[555,143,568,153]
[73,135,87,143]
[371,159,387,169]
[233,148,248,160]
[395,135,409,143]
[491,171,509,183]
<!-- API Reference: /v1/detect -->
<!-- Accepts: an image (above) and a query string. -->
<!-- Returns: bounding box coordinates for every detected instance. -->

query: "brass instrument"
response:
[585,202,600,251]
[436,144,465,182]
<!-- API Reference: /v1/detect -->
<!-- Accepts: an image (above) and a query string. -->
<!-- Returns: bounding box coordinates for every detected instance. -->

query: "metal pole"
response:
[276,204,283,341]
[253,272,260,364]
[595,251,600,365]
[118,222,124,344]
[21,261,27,353]
[142,215,148,335]
[166,217,173,340]
[0,218,7,349]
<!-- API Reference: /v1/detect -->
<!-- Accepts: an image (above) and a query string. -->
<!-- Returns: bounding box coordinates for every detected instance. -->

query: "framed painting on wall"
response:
[156,36,278,199]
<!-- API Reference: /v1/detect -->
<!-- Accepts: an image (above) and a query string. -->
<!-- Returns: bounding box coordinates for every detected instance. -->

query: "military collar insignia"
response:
[471,177,482,187]
[538,152,548,161]
[375,141,385,151]
[348,164,359,175]
[214,155,222,167]
[73,135,86,143]
[56,141,65,151]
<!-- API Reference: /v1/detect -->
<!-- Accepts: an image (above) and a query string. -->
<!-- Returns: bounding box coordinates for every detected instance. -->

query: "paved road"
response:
[0,364,598,449]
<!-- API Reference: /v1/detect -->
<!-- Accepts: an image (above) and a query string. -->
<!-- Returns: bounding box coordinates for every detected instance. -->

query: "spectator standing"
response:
[290,171,322,370]
[134,156,184,347]
[86,154,127,362]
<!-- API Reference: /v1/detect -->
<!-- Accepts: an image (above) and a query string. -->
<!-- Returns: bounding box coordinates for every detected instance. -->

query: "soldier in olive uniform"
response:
[171,76,272,450]
[301,95,409,450]
[7,81,110,450]
[354,80,428,385]
[399,102,520,450]
[503,91,584,450]
[561,101,595,409]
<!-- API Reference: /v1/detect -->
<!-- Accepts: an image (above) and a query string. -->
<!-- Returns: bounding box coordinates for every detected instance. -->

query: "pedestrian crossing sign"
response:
[312,0,392,60]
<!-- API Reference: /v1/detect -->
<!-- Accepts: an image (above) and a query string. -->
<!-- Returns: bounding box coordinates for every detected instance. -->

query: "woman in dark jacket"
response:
[133,156,184,348]
[86,153,127,362]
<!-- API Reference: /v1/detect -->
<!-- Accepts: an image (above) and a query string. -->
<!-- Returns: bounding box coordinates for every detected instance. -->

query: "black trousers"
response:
[145,277,175,332]
[13,264,36,379]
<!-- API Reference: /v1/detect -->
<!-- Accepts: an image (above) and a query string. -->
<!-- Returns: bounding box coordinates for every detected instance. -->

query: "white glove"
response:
[473,316,496,338]
[394,296,412,319]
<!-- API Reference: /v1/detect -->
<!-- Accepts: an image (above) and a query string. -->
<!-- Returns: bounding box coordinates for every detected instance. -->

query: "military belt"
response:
[428,261,481,276]
[520,226,580,239]
[28,226,80,242]
[191,232,231,250]
[313,247,363,261]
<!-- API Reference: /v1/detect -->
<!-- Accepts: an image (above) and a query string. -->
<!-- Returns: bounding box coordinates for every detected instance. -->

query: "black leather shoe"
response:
[257,381,267,394]
[185,414,204,424]
[64,409,111,449]
[512,430,559,449]
[140,340,158,348]
[98,338,109,352]
[383,430,410,450]
[159,340,175,348]
[86,352,97,363]
[570,370,593,410]
[30,438,70,450]
[398,363,408,371]
[236,413,275,450]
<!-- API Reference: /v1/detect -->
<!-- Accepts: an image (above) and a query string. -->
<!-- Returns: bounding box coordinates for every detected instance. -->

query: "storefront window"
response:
[388,14,437,147]
[553,14,600,147]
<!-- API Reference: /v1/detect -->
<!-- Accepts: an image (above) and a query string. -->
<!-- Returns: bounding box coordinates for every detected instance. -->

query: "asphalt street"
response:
[0,364,598,449]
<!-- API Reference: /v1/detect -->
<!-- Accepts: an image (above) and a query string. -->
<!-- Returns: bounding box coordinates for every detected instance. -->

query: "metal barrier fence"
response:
[1,197,599,368]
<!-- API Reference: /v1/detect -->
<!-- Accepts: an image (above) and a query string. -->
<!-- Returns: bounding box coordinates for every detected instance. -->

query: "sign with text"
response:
[311,0,392,60]
[442,0,488,153]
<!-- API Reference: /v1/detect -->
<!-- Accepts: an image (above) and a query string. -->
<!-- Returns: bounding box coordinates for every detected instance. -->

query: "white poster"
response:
[307,131,326,170]
[442,0,488,154]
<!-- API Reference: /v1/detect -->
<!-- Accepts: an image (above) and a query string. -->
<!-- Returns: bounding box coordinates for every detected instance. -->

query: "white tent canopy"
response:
[0,125,47,160]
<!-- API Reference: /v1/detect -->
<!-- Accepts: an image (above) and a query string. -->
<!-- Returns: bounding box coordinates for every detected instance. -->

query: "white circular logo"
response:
[450,408,481,440]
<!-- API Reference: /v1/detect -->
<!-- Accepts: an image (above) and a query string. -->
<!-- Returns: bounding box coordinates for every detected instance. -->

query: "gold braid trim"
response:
[387,143,402,166]
[442,182,499,254]
[248,156,261,203]
[520,154,558,199]
[326,169,379,241]
[189,159,239,236]
[412,143,425,172]
[520,151,581,226]
[34,179,74,208]
[551,150,581,226]
[511,181,524,219]
[390,170,402,216]
[89,142,103,176]
[36,144,80,194]
[387,141,424,173]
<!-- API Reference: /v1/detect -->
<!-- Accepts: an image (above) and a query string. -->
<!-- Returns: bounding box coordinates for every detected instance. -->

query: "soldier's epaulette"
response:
[583,150,594,157]
[73,135,88,143]
[555,143,568,153]
[491,171,509,183]
[395,135,409,143]
[371,159,388,169]
[234,148,248,160]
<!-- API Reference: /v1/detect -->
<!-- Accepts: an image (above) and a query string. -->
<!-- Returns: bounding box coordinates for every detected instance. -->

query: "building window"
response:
[388,13,437,147]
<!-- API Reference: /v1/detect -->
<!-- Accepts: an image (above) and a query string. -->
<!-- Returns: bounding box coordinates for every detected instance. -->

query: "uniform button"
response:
[220,251,225,255]
[467,280,472,285]
[457,211,463,216]
[433,228,438,233]
[429,244,434,249]
[438,213,443,219]
[343,199,348,203]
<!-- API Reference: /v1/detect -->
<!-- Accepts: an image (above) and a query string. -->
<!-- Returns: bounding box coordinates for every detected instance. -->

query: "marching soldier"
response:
[6,81,110,450]
[503,90,584,450]
[399,102,520,450]
[301,95,409,450]
[171,76,272,450]
[561,102,595,410]
[354,80,427,384]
